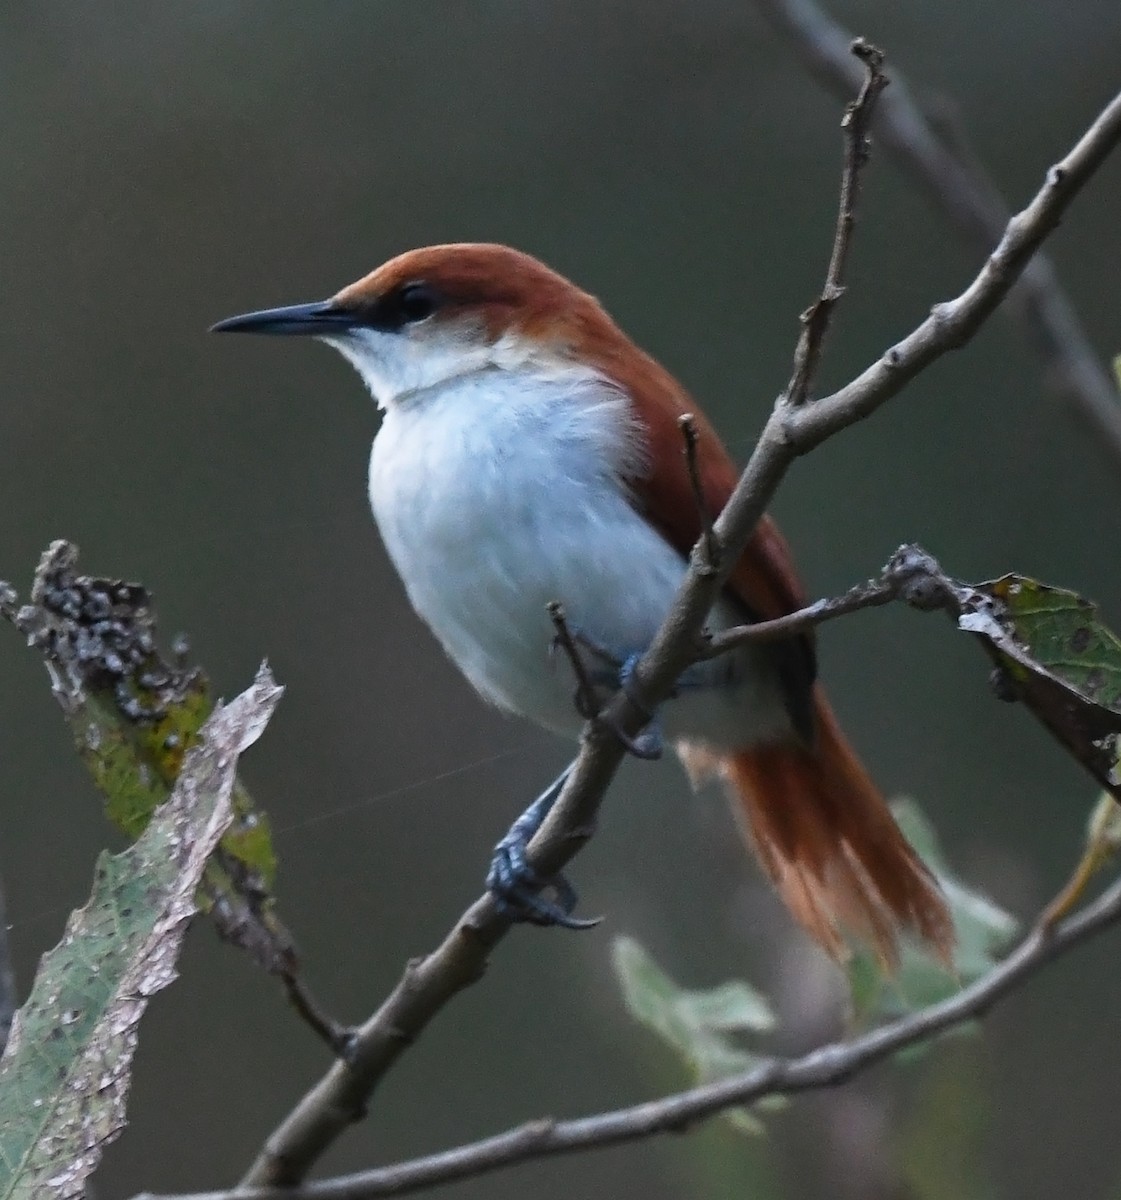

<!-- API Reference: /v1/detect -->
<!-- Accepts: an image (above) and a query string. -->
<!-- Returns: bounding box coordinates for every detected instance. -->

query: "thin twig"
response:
[784,37,888,406]
[704,541,957,652]
[706,576,894,651]
[280,970,353,1058]
[1035,796,1121,932]
[134,871,1121,1200]
[754,0,1121,465]
[677,414,721,574]
[547,601,601,720]
[234,85,1121,1189]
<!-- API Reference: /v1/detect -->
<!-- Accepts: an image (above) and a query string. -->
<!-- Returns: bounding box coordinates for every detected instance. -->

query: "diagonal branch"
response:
[235,83,1121,1189]
[134,872,1121,1200]
[754,0,1121,465]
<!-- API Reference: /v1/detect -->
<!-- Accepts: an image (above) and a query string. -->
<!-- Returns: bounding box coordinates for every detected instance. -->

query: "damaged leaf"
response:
[0,667,281,1200]
[0,542,292,976]
[958,574,1121,796]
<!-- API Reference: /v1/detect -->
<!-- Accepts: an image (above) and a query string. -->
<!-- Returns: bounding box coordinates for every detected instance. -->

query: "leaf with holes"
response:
[0,666,281,1200]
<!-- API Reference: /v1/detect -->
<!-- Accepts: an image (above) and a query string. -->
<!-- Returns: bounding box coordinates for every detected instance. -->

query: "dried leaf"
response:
[0,542,295,975]
[0,666,282,1200]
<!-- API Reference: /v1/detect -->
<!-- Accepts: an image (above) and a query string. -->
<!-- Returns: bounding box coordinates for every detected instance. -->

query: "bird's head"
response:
[211,243,620,408]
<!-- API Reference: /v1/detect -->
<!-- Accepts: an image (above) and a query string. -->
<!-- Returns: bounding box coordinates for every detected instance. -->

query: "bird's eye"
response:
[397,282,438,324]
[359,280,442,332]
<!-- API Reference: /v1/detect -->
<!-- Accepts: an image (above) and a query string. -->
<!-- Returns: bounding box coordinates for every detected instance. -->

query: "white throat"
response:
[321,323,591,411]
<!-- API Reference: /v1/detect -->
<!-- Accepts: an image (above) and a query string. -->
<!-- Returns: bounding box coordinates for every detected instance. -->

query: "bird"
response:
[212,242,952,965]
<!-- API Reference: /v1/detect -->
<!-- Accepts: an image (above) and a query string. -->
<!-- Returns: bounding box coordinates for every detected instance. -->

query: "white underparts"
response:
[328,325,793,749]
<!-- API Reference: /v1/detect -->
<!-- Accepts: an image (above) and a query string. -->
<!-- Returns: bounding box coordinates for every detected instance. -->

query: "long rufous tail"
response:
[683,690,953,966]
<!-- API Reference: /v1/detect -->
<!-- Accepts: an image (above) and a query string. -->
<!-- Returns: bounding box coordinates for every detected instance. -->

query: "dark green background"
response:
[2,4,1120,1197]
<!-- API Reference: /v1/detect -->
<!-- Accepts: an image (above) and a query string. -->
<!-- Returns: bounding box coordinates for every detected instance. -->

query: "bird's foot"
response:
[604,651,664,760]
[551,627,666,760]
[486,765,601,931]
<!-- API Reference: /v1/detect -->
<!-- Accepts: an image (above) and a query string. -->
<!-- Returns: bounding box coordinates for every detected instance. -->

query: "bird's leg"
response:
[612,652,665,760]
[593,646,737,759]
[487,761,601,930]
[550,625,665,760]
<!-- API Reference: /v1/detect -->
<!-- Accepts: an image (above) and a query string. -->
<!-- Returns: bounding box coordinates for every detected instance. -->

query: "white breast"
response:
[367,364,791,748]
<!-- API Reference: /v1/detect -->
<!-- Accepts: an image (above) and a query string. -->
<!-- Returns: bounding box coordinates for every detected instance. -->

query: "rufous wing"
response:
[593,338,952,965]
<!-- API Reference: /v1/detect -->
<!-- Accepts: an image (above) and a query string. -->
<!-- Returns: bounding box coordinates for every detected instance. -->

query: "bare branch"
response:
[279,970,353,1058]
[705,574,894,650]
[134,871,1121,1200]
[784,37,888,406]
[704,541,958,652]
[235,84,1121,1189]
[788,93,1121,450]
[755,0,1121,465]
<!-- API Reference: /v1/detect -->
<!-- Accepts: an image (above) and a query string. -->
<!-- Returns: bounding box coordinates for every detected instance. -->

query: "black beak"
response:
[209,300,355,336]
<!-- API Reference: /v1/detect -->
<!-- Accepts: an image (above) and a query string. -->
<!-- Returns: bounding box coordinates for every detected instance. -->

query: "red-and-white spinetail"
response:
[213,243,953,966]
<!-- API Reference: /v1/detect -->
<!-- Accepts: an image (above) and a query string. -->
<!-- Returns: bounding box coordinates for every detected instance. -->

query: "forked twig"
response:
[755,0,1121,465]
[280,970,354,1058]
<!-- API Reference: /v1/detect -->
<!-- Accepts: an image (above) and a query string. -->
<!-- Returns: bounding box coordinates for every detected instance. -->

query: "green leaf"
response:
[612,937,781,1136]
[847,799,1018,1028]
[958,574,1121,796]
[0,666,282,1200]
[0,542,294,976]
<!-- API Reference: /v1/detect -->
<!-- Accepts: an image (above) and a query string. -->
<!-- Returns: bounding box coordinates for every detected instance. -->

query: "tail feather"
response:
[681,690,953,967]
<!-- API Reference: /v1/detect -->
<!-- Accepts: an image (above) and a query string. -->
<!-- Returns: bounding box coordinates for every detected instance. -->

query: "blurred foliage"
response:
[615,796,1020,1193]
[1038,792,1121,927]
[847,799,1018,1028]
[613,935,783,1135]
[897,1044,996,1200]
